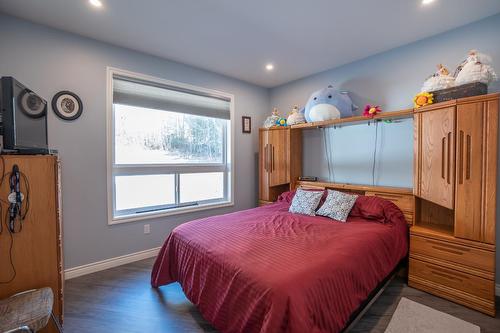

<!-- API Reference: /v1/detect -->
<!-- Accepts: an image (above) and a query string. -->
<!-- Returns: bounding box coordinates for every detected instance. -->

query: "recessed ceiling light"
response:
[265,64,274,71]
[89,0,103,8]
[422,0,435,5]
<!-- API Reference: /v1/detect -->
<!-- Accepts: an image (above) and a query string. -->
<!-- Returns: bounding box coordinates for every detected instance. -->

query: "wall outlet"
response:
[143,224,151,234]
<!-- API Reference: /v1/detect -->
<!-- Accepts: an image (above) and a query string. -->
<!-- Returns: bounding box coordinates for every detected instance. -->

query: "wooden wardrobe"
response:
[258,127,302,206]
[410,93,498,316]
[0,155,63,332]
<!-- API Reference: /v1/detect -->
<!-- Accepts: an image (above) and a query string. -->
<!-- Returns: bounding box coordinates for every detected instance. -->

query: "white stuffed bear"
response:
[421,64,455,92]
[455,50,498,86]
[286,105,306,125]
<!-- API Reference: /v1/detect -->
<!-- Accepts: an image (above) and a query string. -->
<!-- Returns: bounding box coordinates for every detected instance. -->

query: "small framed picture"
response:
[242,116,251,133]
[52,90,83,121]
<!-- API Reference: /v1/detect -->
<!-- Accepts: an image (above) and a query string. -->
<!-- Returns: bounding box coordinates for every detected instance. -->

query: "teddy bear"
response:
[304,85,357,122]
[421,64,455,92]
[286,105,306,125]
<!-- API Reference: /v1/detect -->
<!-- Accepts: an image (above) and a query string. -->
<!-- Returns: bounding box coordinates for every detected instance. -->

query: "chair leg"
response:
[50,312,63,333]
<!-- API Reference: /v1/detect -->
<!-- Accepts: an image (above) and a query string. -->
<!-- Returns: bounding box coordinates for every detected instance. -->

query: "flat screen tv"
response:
[0,77,48,153]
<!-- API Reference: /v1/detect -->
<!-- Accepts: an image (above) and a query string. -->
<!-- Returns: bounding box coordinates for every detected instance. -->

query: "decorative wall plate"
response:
[51,91,83,120]
[19,89,47,118]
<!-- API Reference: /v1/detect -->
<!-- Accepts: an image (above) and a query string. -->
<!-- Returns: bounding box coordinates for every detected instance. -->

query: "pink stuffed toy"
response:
[363,105,382,118]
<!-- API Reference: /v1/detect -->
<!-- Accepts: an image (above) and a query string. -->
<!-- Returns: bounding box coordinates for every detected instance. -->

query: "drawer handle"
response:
[371,193,403,200]
[458,130,464,184]
[441,136,445,179]
[425,239,469,252]
[466,134,471,180]
[431,270,463,282]
[431,245,464,256]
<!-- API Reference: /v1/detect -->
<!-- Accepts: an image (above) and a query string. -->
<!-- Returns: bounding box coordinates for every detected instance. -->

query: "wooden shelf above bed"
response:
[290,109,414,130]
[296,181,413,195]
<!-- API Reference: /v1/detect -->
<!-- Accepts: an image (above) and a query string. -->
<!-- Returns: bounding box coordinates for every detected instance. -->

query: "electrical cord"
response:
[371,120,379,186]
[323,127,335,182]
[0,163,31,284]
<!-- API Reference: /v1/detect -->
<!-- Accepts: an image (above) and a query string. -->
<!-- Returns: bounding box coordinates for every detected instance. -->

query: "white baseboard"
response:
[64,247,161,280]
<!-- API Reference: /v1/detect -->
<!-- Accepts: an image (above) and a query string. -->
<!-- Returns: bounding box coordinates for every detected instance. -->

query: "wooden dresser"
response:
[258,127,302,205]
[410,93,498,316]
[0,155,63,332]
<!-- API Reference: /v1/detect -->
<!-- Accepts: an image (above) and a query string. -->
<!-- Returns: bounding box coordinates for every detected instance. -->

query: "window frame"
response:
[106,67,235,225]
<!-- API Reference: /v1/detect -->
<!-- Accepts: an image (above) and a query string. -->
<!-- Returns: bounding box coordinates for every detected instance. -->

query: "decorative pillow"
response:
[349,195,406,224]
[316,190,358,222]
[349,195,386,223]
[288,189,324,216]
[278,189,327,205]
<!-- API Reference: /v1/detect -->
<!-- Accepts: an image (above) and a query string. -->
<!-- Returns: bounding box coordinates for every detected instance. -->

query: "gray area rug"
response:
[385,297,480,333]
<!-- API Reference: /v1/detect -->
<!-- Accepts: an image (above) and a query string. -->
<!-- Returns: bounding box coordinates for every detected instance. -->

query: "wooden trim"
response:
[414,92,500,113]
[295,181,413,195]
[289,109,413,130]
[54,157,64,325]
[483,99,498,244]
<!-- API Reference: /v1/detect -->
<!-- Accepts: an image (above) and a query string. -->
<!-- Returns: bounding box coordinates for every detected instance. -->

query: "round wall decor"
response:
[51,91,83,120]
[19,89,47,118]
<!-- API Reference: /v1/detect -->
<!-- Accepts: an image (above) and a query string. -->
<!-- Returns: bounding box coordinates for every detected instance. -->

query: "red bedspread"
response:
[151,200,408,333]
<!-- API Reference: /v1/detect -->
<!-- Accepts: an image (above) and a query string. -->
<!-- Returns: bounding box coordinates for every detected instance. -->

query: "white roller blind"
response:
[113,75,231,119]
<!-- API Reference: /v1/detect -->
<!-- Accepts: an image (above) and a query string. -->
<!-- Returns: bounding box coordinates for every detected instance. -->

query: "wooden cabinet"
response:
[454,99,498,243]
[259,128,301,203]
[410,94,498,316]
[0,155,63,332]
[267,129,290,186]
[414,106,455,209]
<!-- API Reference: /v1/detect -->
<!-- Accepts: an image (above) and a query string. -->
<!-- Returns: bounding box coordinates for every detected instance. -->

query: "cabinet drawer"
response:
[409,258,494,301]
[410,235,494,273]
[365,191,414,224]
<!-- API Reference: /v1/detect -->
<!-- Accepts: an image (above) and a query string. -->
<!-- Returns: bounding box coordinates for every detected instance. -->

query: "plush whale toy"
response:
[304,85,357,122]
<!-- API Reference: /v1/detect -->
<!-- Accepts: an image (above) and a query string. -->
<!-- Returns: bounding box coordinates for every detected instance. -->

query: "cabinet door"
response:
[269,129,290,186]
[418,107,455,209]
[454,103,483,242]
[259,130,270,200]
[454,100,498,245]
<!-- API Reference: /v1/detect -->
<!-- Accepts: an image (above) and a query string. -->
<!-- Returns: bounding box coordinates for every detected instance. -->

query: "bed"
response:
[151,186,409,333]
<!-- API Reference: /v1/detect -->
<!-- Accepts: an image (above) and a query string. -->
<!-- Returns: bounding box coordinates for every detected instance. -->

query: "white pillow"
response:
[316,189,358,222]
[288,189,323,216]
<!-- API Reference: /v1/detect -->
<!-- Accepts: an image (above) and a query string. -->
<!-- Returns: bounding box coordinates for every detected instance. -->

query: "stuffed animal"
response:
[363,105,382,118]
[421,64,455,92]
[263,107,280,128]
[286,105,306,125]
[304,85,357,122]
[454,50,498,86]
[276,117,287,126]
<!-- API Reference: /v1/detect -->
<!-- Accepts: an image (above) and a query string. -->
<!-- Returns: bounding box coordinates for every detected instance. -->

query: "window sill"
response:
[108,200,234,225]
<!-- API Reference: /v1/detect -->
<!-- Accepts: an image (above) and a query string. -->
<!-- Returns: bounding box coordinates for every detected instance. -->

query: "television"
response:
[0,77,49,153]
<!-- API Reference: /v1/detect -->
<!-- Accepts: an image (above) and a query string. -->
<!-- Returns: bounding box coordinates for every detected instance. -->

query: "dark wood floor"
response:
[64,258,500,333]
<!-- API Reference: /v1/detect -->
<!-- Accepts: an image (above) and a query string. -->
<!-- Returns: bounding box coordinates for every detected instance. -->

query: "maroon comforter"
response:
[151,198,408,333]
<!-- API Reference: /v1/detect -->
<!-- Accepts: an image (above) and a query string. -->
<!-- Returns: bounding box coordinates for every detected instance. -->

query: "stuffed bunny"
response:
[455,50,497,85]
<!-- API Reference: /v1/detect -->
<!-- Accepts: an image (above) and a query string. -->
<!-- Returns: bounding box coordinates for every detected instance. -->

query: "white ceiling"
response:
[1,0,500,87]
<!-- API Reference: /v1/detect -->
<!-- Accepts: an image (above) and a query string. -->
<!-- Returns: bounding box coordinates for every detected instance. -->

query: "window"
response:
[107,68,233,223]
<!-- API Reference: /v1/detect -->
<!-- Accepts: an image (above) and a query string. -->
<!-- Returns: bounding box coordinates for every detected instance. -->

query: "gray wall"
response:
[0,14,269,269]
[270,14,500,282]
[2,12,500,283]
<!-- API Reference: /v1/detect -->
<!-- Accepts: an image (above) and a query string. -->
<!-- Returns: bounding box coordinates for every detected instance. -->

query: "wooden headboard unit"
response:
[295,181,415,225]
